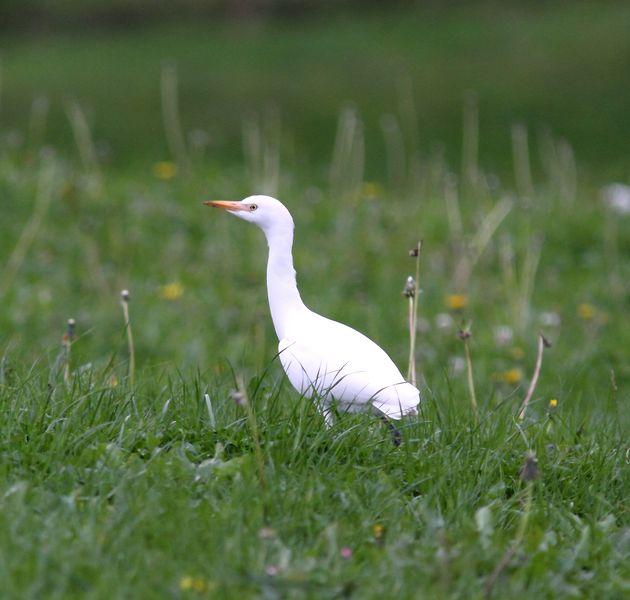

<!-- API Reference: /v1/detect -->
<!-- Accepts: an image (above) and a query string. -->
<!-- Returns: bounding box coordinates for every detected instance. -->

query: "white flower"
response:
[435,313,454,331]
[539,311,561,327]
[601,184,630,215]
[493,325,513,347]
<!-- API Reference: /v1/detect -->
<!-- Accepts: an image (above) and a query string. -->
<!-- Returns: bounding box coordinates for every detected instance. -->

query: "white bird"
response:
[204,195,420,438]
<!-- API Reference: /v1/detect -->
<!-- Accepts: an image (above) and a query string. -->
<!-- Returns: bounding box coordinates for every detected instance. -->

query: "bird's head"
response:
[204,195,294,235]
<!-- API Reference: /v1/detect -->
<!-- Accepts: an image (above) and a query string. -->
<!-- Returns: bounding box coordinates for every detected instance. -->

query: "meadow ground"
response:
[1,3,629,598]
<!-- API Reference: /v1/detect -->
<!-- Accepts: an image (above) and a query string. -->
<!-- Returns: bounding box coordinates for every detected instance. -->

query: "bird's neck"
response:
[265,226,307,340]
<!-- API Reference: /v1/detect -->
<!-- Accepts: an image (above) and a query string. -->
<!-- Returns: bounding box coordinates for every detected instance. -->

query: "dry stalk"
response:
[411,241,423,385]
[28,96,49,149]
[453,197,513,290]
[380,114,406,192]
[458,324,478,420]
[462,90,479,194]
[120,290,135,386]
[330,106,364,202]
[402,276,416,384]
[243,106,281,196]
[511,123,535,200]
[0,157,57,299]
[62,318,75,384]
[444,175,464,251]
[160,62,189,172]
[518,332,551,420]
[65,100,103,194]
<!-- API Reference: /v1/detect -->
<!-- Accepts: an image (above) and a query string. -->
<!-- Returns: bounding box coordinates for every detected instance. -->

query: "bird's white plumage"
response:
[207,195,420,422]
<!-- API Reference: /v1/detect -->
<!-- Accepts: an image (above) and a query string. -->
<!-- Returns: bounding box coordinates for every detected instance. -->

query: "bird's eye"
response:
[250,204,258,211]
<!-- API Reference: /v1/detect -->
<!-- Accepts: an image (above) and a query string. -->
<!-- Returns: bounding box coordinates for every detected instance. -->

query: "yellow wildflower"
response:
[446,294,468,310]
[361,182,383,200]
[159,281,184,300]
[498,368,523,385]
[153,161,177,180]
[549,398,558,409]
[577,303,596,320]
[373,523,385,539]
[179,576,208,593]
[510,347,525,360]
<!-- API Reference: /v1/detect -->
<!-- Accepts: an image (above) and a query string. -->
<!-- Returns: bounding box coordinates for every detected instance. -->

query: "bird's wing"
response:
[278,315,420,419]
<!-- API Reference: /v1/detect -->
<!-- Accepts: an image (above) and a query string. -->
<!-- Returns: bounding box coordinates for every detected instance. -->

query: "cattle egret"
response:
[204,195,420,437]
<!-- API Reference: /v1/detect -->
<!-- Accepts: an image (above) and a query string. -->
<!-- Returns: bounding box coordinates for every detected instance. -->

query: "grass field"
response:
[1,3,629,598]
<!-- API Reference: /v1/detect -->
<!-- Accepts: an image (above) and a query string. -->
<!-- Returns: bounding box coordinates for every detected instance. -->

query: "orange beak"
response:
[203,200,248,211]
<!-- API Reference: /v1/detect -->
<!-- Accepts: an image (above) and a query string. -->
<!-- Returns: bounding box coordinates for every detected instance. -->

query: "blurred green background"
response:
[2,0,630,180]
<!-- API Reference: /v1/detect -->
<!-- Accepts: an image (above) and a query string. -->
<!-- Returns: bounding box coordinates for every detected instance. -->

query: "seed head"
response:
[63,318,76,344]
[230,389,246,406]
[519,452,539,482]
[457,328,471,341]
[121,289,130,302]
[402,276,416,298]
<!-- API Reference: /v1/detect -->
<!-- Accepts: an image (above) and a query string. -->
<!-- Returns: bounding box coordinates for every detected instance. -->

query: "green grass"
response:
[1,3,629,597]
[0,136,628,596]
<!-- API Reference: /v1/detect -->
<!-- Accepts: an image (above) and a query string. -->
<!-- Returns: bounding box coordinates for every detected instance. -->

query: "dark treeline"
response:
[1,0,555,33]
[1,0,407,31]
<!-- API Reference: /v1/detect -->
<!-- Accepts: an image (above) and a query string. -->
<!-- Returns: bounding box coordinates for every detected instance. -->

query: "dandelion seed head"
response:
[402,276,416,298]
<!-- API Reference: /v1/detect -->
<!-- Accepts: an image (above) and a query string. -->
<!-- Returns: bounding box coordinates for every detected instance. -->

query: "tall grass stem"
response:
[462,90,479,194]
[120,290,135,386]
[66,100,103,194]
[518,333,550,420]
[160,62,189,173]
[458,326,478,420]
[511,123,535,200]
[0,156,57,299]
[62,318,75,384]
